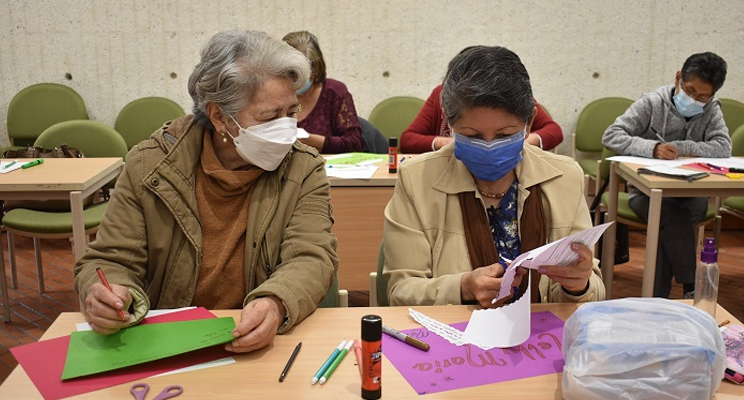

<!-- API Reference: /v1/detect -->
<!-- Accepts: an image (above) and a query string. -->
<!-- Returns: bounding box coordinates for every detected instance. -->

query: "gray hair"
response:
[442,46,535,125]
[188,30,311,129]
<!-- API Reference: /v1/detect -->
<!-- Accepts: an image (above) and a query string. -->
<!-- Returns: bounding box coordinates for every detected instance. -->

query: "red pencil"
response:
[95,267,126,321]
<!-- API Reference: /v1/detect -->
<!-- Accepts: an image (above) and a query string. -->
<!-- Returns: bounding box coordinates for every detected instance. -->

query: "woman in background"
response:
[401,83,563,153]
[283,31,364,153]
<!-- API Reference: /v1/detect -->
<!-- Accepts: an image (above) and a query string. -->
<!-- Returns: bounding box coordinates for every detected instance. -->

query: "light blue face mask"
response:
[674,83,706,118]
[453,128,526,182]
[296,79,312,95]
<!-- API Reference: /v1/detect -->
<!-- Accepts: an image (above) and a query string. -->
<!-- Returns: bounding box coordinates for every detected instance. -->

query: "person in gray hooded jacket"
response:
[603,52,731,298]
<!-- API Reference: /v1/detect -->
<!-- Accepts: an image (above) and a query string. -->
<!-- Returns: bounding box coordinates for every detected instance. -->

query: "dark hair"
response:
[441,45,535,125]
[283,31,327,84]
[681,52,727,92]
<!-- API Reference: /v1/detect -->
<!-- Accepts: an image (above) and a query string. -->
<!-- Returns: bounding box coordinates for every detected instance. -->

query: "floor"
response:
[1,229,743,384]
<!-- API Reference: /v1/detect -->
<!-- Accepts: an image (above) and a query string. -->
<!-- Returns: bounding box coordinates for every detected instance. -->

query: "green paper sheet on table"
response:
[324,152,388,166]
[62,317,236,380]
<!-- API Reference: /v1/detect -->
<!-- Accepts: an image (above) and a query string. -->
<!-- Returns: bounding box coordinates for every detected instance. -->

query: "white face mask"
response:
[227,115,298,171]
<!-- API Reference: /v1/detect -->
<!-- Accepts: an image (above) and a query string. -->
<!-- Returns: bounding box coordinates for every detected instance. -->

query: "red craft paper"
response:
[11,307,233,400]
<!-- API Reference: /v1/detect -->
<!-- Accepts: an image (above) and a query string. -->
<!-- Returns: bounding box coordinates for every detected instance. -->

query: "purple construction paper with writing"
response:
[382,311,565,395]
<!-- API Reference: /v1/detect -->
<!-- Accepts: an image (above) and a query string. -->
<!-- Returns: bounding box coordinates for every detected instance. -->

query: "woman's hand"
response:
[653,143,678,159]
[83,283,132,335]
[225,296,286,353]
[299,133,326,152]
[461,263,526,307]
[538,242,593,295]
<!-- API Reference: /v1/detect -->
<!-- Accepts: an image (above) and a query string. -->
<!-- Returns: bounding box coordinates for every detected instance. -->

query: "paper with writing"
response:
[62,317,236,380]
[324,152,388,166]
[384,311,565,395]
[494,222,613,302]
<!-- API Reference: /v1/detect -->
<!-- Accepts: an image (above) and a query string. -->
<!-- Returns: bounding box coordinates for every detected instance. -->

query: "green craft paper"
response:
[324,153,388,165]
[62,317,236,380]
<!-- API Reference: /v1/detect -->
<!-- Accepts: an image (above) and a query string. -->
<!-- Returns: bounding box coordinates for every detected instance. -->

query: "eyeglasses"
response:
[680,81,713,103]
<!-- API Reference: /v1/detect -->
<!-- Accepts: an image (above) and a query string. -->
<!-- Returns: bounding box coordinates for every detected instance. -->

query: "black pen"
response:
[279,341,302,382]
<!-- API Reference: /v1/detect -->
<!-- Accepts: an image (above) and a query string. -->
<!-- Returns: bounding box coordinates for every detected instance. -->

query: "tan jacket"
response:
[383,143,605,306]
[74,116,338,332]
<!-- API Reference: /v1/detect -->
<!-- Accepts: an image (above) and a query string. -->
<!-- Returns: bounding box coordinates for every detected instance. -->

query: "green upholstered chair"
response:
[4,83,88,151]
[719,98,744,136]
[573,97,634,196]
[368,96,425,147]
[368,243,389,307]
[115,97,185,150]
[318,272,349,308]
[2,120,128,292]
[716,124,744,238]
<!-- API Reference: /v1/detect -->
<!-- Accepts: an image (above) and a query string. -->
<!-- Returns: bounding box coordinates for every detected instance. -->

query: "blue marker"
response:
[311,340,347,384]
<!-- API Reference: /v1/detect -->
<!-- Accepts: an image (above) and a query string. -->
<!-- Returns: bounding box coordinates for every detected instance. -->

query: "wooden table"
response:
[600,161,744,298]
[1,303,741,399]
[328,158,399,292]
[0,158,124,321]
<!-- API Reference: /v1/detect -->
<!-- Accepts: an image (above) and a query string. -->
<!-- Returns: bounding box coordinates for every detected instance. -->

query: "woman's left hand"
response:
[537,242,593,295]
[225,296,286,353]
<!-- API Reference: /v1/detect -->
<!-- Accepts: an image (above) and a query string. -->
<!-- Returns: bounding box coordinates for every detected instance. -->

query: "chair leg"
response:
[7,232,17,289]
[338,290,349,308]
[713,215,722,251]
[369,272,379,307]
[33,238,45,293]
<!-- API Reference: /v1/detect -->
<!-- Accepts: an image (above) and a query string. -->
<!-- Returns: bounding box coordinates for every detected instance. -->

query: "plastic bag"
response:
[562,298,725,400]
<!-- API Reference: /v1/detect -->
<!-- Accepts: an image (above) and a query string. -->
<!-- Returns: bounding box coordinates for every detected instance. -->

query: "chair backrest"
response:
[731,124,744,157]
[359,117,388,154]
[115,97,185,149]
[34,120,128,159]
[368,96,425,145]
[719,98,744,136]
[7,83,88,146]
[376,243,389,307]
[575,97,634,153]
[318,272,342,308]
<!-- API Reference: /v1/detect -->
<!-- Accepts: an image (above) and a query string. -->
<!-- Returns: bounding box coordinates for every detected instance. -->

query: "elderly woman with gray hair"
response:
[74,30,338,353]
[383,46,605,307]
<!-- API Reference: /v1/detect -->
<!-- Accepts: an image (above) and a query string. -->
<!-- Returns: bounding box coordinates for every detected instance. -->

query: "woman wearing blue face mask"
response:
[382,45,605,307]
[74,30,338,354]
[282,31,364,154]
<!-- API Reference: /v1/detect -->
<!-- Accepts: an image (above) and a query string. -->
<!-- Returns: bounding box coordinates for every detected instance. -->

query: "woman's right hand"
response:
[461,263,526,307]
[83,283,132,334]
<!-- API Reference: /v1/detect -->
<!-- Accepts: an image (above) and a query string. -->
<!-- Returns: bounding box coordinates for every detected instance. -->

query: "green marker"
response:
[22,158,44,169]
[319,340,353,384]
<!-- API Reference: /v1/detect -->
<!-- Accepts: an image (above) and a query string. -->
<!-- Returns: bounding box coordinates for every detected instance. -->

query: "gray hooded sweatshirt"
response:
[603,85,732,158]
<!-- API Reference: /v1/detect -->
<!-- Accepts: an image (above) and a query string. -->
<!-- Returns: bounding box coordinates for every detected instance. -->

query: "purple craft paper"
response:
[382,311,565,395]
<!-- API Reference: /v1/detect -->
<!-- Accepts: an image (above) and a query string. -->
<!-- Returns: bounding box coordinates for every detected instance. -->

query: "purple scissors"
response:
[130,383,183,400]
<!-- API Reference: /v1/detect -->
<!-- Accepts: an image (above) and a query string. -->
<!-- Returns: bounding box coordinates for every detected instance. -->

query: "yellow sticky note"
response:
[725,173,744,180]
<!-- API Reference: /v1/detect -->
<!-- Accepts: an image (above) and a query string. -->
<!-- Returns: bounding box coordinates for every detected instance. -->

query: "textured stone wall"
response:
[1,0,742,154]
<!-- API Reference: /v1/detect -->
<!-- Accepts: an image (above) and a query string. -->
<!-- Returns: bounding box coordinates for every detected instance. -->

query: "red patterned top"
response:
[299,79,364,154]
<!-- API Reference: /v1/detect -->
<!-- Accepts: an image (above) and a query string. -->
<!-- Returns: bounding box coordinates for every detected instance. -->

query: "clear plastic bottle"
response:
[693,237,719,318]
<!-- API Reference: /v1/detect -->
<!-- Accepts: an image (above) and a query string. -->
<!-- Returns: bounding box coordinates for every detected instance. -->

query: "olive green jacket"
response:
[75,115,338,332]
[383,143,605,306]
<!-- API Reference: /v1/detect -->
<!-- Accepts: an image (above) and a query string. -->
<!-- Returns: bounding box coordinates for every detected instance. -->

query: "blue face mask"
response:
[453,128,526,182]
[674,84,706,118]
[296,79,312,95]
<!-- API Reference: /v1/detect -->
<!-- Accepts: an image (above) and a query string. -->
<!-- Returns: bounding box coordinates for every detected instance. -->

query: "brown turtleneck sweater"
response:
[192,132,264,308]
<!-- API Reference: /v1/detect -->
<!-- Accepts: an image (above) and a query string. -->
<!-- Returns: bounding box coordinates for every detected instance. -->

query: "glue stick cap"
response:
[701,237,717,263]
[362,314,382,341]
[388,137,397,148]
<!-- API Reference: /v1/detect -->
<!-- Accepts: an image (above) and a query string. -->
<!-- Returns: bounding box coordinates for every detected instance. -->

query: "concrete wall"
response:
[1,0,743,154]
